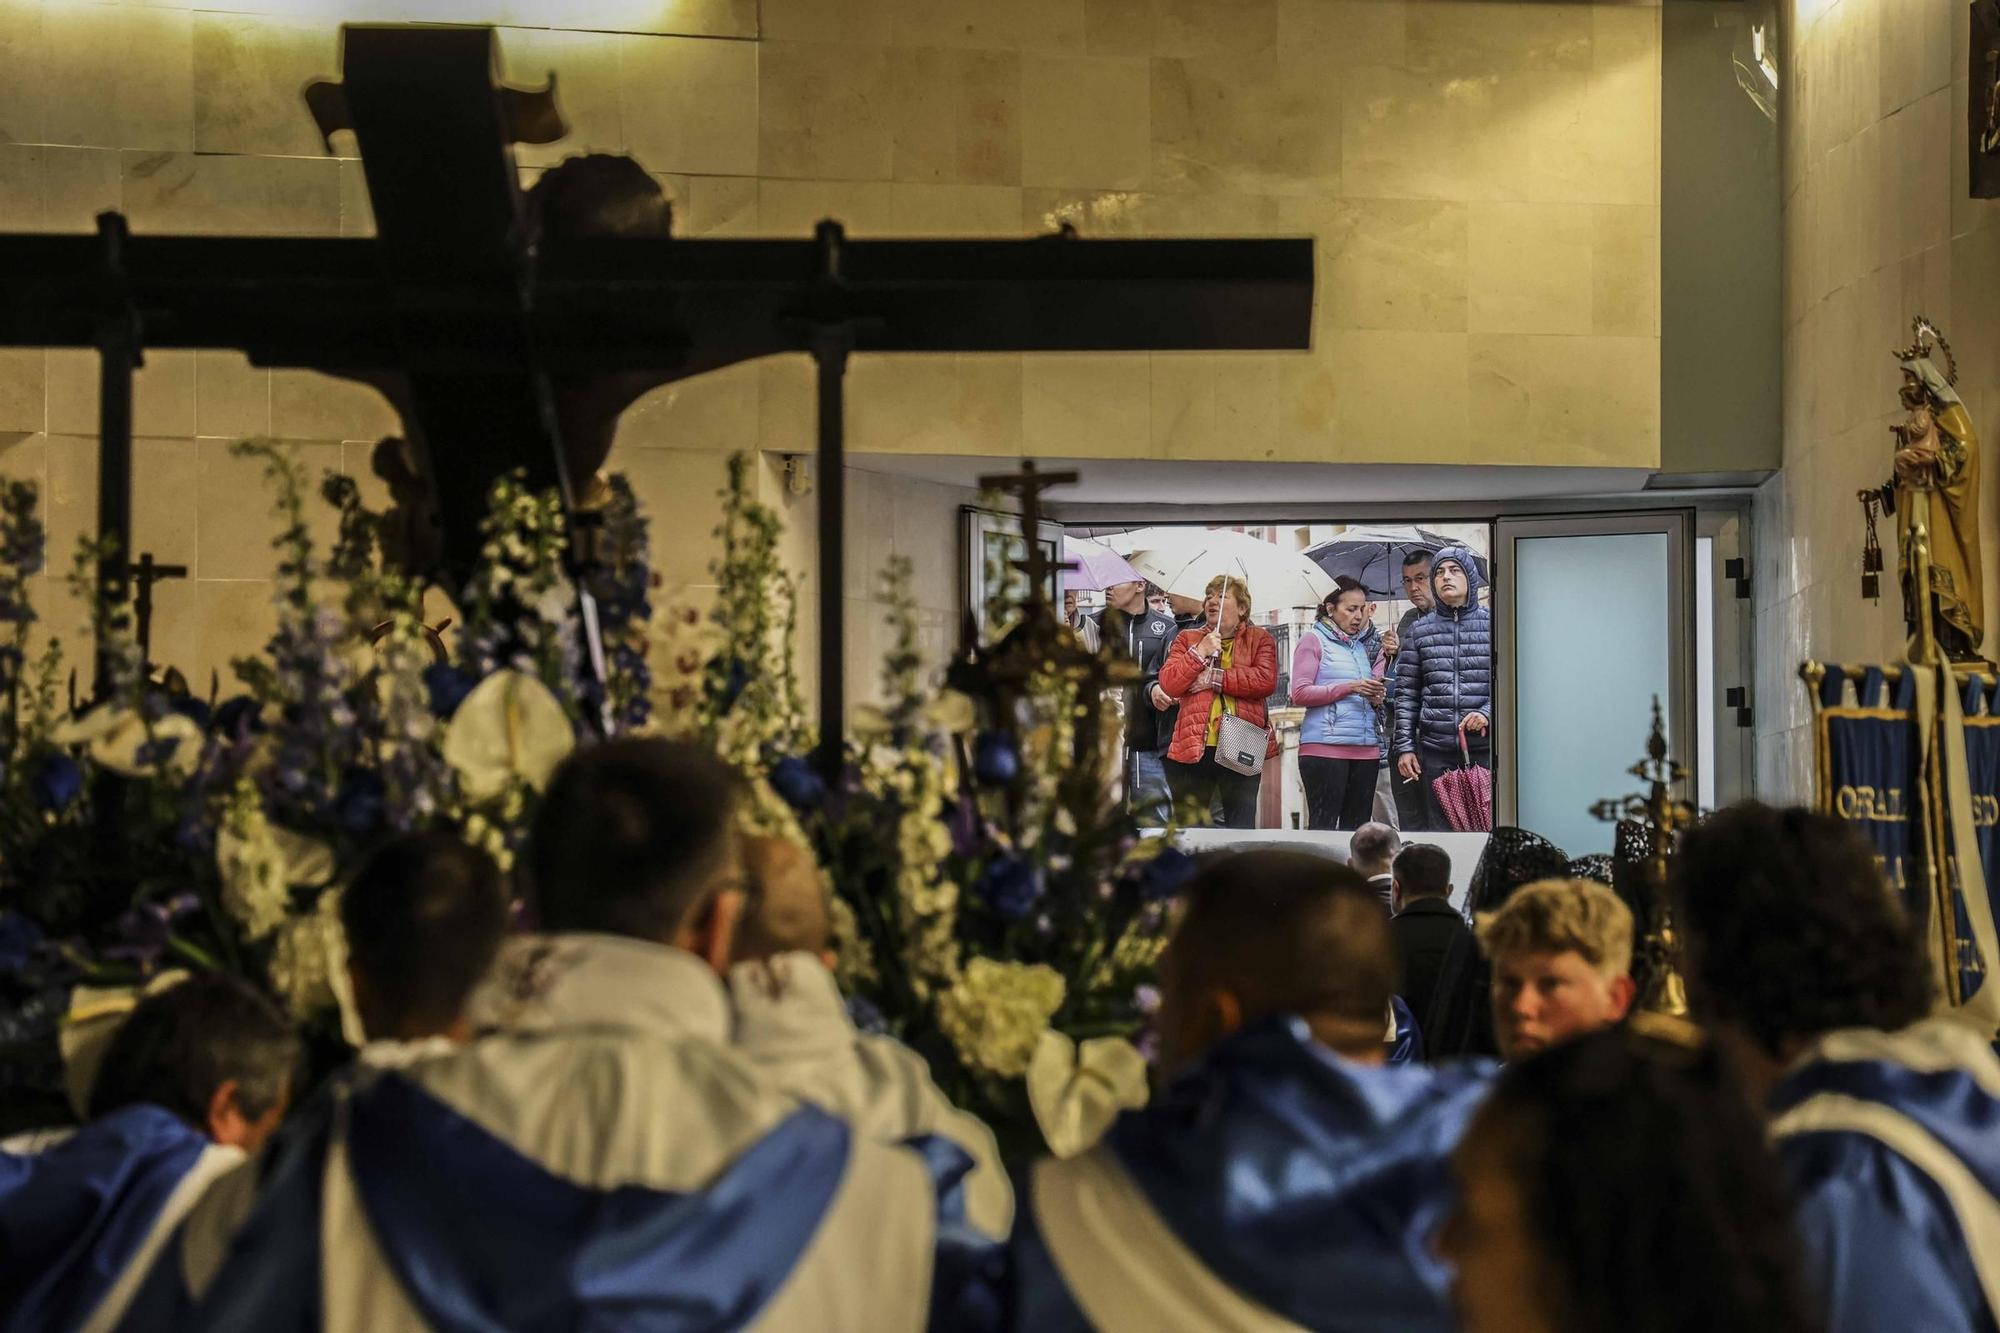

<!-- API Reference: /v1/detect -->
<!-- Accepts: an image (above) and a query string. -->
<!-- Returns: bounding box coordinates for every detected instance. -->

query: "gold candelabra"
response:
[1590,697,1695,1019]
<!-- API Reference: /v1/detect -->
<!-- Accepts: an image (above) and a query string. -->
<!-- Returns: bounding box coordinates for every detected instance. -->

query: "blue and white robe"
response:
[1771,1018,2000,1333]
[1012,1015,1494,1332]
[123,933,941,1332]
[730,951,1014,1239]
[0,1104,243,1333]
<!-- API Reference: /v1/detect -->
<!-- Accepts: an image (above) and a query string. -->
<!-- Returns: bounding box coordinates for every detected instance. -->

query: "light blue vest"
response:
[1299,622,1380,748]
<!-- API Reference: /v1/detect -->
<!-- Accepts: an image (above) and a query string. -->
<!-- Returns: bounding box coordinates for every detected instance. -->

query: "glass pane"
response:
[1515,532,1671,854]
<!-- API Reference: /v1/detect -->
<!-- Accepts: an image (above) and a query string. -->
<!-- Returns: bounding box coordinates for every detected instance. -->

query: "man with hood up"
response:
[1392,546,1492,831]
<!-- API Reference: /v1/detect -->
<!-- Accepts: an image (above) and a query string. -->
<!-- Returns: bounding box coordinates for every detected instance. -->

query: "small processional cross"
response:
[1590,697,1696,1019]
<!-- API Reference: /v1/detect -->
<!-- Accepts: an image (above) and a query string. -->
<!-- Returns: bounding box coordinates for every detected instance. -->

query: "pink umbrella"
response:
[1062,536,1144,591]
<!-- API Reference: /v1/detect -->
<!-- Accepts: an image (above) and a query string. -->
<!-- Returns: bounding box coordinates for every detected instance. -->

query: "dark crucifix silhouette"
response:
[0,25,1312,772]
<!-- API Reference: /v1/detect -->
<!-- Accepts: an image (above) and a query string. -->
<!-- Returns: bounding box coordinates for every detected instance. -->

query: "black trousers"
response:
[1165,748,1262,829]
[1299,756,1380,831]
[1392,759,1429,831]
[1420,744,1492,830]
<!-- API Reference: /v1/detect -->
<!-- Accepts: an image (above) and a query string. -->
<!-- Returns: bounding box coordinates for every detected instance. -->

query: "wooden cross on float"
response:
[0,24,1313,775]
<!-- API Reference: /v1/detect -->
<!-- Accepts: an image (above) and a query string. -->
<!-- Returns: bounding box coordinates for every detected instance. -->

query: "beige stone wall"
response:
[0,0,1661,707]
[1754,0,1990,798]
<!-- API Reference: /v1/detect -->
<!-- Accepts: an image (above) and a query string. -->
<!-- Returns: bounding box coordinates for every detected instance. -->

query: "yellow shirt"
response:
[1204,638,1236,747]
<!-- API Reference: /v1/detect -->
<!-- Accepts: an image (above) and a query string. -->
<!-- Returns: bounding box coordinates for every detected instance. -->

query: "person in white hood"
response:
[729,835,1014,1239]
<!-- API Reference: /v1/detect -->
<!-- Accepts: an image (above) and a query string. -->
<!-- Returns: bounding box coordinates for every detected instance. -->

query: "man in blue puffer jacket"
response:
[1393,547,1491,830]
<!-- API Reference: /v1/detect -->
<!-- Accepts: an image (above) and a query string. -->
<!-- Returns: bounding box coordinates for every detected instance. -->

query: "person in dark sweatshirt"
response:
[1392,546,1491,831]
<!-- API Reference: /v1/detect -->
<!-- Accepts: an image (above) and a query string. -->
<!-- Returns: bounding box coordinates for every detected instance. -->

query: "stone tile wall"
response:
[1754,0,1981,799]
[0,0,1660,708]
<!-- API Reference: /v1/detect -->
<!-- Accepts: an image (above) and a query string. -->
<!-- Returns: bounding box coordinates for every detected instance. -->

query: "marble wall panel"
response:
[192,13,335,158]
[1333,330,1469,458]
[1467,201,1593,335]
[1151,51,1341,196]
[1277,1,1405,70]
[888,48,1022,186]
[619,33,757,177]
[1021,353,1152,456]
[1022,56,1151,190]
[40,5,193,153]
[1280,196,1467,333]
[760,41,896,181]
[499,28,628,167]
[121,151,340,236]
[195,438,344,581]
[0,351,43,435]
[1467,332,1658,465]
[1590,204,1659,337]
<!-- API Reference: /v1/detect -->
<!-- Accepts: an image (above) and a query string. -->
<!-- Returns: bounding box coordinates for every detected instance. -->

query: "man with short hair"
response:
[1674,803,1997,1333]
[0,975,301,1333]
[1388,843,1480,1057]
[340,830,510,1055]
[1012,850,1492,1331]
[729,835,1012,1238]
[132,740,939,1332]
[1102,578,1179,826]
[1476,877,1636,1062]
[1393,547,1491,830]
[1387,550,1434,830]
[1347,821,1401,910]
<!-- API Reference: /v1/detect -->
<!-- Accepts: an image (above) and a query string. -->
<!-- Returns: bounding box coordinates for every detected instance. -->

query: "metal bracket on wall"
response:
[1726,686,1753,729]
[1724,557,1750,599]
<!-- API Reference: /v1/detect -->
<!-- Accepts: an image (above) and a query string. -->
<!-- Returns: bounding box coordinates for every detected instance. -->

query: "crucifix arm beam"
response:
[0,232,1314,373]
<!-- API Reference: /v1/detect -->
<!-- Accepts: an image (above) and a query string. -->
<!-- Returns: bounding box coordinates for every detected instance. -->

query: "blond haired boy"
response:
[1476,878,1636,1061]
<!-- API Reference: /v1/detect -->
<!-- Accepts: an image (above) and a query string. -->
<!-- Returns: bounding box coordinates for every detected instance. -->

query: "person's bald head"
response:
[732,836,833,964]
[1155,850,1398,1075]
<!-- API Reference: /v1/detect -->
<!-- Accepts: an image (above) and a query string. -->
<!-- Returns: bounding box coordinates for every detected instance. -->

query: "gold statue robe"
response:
[1898,400,1984,657]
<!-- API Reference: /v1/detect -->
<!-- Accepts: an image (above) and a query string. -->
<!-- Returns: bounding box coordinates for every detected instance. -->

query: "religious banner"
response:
[1806,662,2000,1033]
[1810,666,1925,927]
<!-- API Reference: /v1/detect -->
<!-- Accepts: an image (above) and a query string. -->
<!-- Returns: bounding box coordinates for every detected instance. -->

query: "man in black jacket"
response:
[1389,842,1493,1059]
[1393,546,1492,830]
[1100,579,1179,825]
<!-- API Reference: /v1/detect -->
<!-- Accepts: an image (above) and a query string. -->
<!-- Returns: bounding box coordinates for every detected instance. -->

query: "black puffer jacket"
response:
[1393,545,1492,755]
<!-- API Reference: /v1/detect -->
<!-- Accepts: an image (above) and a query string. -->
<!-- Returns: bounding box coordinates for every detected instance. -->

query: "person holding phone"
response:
[1157,575,1278,829]
[1290,576,1390,831]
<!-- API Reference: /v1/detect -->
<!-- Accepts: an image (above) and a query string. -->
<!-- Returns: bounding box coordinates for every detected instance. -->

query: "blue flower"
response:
[0,912,44,972]
[164,693,212,732]
[846,995,889,1035]
[334,767,387,835]
[423,664,478,719]
[710,657,752,711]
[1137,847,1196,902]
[769,756,828,812]
[212,695,262,739]
[29,753,82,813]
[975,855,1043,920]
[972,731,1020,786]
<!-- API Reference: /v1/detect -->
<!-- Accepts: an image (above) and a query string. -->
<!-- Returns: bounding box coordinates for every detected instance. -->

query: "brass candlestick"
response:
[1590,697,1695,1019]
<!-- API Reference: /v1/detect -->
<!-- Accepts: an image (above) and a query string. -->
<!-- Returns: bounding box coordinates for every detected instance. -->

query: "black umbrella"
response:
[1303,526,1489,599]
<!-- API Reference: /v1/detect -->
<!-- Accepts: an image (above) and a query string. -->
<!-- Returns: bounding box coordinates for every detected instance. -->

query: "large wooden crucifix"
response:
[0,25,1313,773]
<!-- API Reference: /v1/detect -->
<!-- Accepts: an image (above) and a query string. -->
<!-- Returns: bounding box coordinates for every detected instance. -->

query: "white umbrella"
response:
[1099,527,1334,610]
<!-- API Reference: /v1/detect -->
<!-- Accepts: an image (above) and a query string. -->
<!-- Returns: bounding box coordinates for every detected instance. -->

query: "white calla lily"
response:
[442,669,575,799]
[53,707,204,779]
[1027,1029,1150,1159]
[921,689,977,735]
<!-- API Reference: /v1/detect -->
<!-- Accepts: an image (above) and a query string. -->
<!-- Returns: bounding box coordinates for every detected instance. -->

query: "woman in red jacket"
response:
[1157,574,1280,829]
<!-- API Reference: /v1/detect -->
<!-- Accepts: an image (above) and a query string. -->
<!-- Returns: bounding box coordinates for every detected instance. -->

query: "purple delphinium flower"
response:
[28,753,82,813]
[975,855,1044,920]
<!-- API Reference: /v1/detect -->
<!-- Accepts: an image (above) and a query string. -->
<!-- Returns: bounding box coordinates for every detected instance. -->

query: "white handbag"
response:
[1214,709,1269,777]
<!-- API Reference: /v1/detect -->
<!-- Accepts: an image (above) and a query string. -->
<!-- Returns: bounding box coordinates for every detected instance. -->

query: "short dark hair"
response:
[1174,850,1396,1029]
[342,832,510,1039]
[1477,1026,1816,1333]
[1671,802,1931,1056]
[1393,843,1452,900]
[1402,549,1432,569]
[1348,821,1401,873]
[88,974,300,1129]
[1324,576,1368,610]
[526,738,743,941]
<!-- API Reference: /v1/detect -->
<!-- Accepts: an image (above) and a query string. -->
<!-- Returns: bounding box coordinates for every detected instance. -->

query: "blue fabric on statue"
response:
[0,1104,208,1333]
[345,1072,853,1333]
[1103,1015,1493,1331]
[1771,1048,2000,1333]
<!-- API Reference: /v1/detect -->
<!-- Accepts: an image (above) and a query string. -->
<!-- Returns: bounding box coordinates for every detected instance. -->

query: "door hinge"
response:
[1724,557,1750,600]
[1726,686,1753,728]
